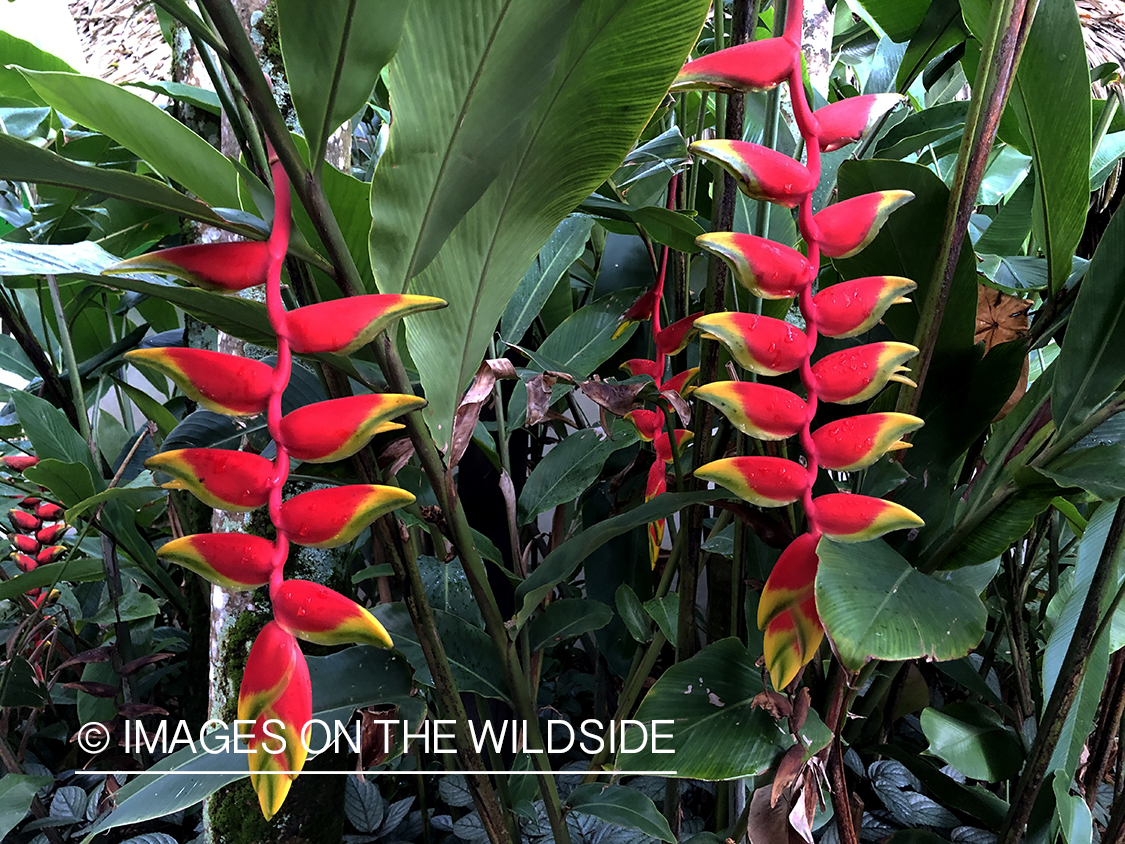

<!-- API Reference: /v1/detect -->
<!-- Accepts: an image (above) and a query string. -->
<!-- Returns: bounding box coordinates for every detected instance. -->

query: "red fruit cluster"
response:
[107,149,444,820]
[2,455,64,609]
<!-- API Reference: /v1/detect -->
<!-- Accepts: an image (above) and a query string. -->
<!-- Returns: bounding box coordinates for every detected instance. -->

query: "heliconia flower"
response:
[103,241,270,293]
[625,409,665,442]
[247,650,312,820]
[813,276,916,338]
[34,502,64,521]
[814,493,924,541]
[811,413,924,472]
[757,533,823,687]
[286,294,446,356]
[238,621,300,729]
[655,312,705,357]
[35,524,67,545]
[662,367,699,396]
[621,358,663,381]
[272,579,394,648]
[692,382,806,441]
[279,394,425,464]
[276,485,416,548]
[9,510,39,532]
[694,312,808,376]
[653,429,693,464]
[695,456,808,508]
[613,289,657,340]
[646,460,666,568]
[763,594,824,690]
[145,448,273,512]
[14,553,37,572]
[1,455,39,472]
[814,94,904,152]
[672,38,795,93]
[17,496,40,509]
[125,348,273,417]
[813,191,914,259]
[157,533,277,590]
[689,140,816,208]
[696,233,813,299]
[811,342,918,404]
[36,545,65,565]
[13,535,38,555]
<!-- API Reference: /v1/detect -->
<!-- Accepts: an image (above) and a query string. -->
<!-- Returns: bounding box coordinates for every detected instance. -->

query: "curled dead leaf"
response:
[579,378,647,416]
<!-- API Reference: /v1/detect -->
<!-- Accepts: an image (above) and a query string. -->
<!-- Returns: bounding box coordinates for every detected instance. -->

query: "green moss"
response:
[207,779,273,844]
[254,1,285,73]
[212,598,270,724]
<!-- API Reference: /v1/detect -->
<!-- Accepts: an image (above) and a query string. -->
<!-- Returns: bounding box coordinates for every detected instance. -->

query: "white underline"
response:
[93,770,678,776]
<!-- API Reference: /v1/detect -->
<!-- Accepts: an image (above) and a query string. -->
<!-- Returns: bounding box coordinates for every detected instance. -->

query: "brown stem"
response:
[1084,650,1125,805]
[0,291,79,430]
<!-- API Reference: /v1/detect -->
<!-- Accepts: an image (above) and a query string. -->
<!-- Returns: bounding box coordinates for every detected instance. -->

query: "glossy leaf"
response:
[518,427,637,525]
[156,533,277,590]
[812,413,924,472]
[273,580,394,648]
[815,94,904,152]
[279,394,424,464]
[813,191,914,259]
[277,485,415,548]
[696,232,813,299]
[919,703,1024,782]
[815,493,924,541]
[567,784,674,842]
[375,0,710,449]
[145,448,272,512]
[18,70,240,208]
[125,348,273,417]
[695,456,808,508]
[815,538,987,672]
[813,276,917,339]
[689,140,815,208]
[671,38,794,93]
[528,598,613,651]
[811,342,918,404]
[694,312,807,376]
[692,381,806,441]
[278,0,410,163]
[286,294,446,356]
[104,242,269,293]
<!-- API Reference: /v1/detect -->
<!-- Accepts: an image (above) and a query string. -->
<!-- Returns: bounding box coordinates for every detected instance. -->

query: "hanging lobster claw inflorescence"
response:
[676,1,923,689]
[111,147,446,819]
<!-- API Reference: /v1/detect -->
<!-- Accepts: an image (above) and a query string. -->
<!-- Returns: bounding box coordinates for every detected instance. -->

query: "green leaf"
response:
[584,198,707,252]
[13,391,100,481]
[0,657,48,707]
[620,638,791,779]
[23,458,98,507]
[0,240,125,277]
[974,175,1035,255]
[0,775,54,842]
[851,0,931,40]
[1090,131,1125,191]
[920,702,1024,782]
[64,480,163,525]
[124,81,221,114]
[0,558,103,602]
[112,378,178,438]
[1033,444,1125,500]
[1052,770,1093,844]
[940,488,1057,570]
[873,101,967,160]
[518,427,637,524]
[374,603,509,702]
[416,555,482,625]
[567,783,674,842]
[895,0,967,92]
[0,134,237,231]
[501,216,592,343]
[18,70,241,208]
[878,744,1009,828]
[86,591,159,627]
[615,583,651,643]
[0,334,37,382]
[1053,202,1125,433]
[377,0,710,448]
[514,489,722,628]
[82,646,415,843]
[278,0,410,164]
[0,29,77,103]
[528,598,613,650]
[643,594,679,649]
[815,538,987,671]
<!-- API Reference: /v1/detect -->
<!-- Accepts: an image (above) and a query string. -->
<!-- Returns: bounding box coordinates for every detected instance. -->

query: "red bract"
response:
[157,533,277,590]
[36,545,65,565]
[276,485,416,548]
[14,553,37,572]
[813,276,916,338]
[36,524,67,545]
[813,191,914,259]
[17,496,40,509]
[655,312,704,356]
[758,533,823,689]
[814,94,903,152]
[9,510,39,532]
[811,342,918,404]
[695,456,808,508]
[145,448,273,511]
[662,367,699,396]
[104,241,271,293]
[811,413,924,472]
[272,579,394,648]
[286,294,446,355]
[672,38,794,93]
[814,494,925,542]
[34,502,64,521]
[238,621,300,728]
[696,232,813,299]
[692,381,807,440]
[625,409,665,442]
[2,455,39,472]
[690,140,816,207]
[245,649,312,820]
[694,312,807,376]
[125,348,273,417]
[278,394,424,464]
[13,535,39,555]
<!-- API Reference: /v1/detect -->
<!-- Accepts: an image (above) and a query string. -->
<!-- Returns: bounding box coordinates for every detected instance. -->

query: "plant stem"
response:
[45,275,89,444]
[1000,498,1125,844]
